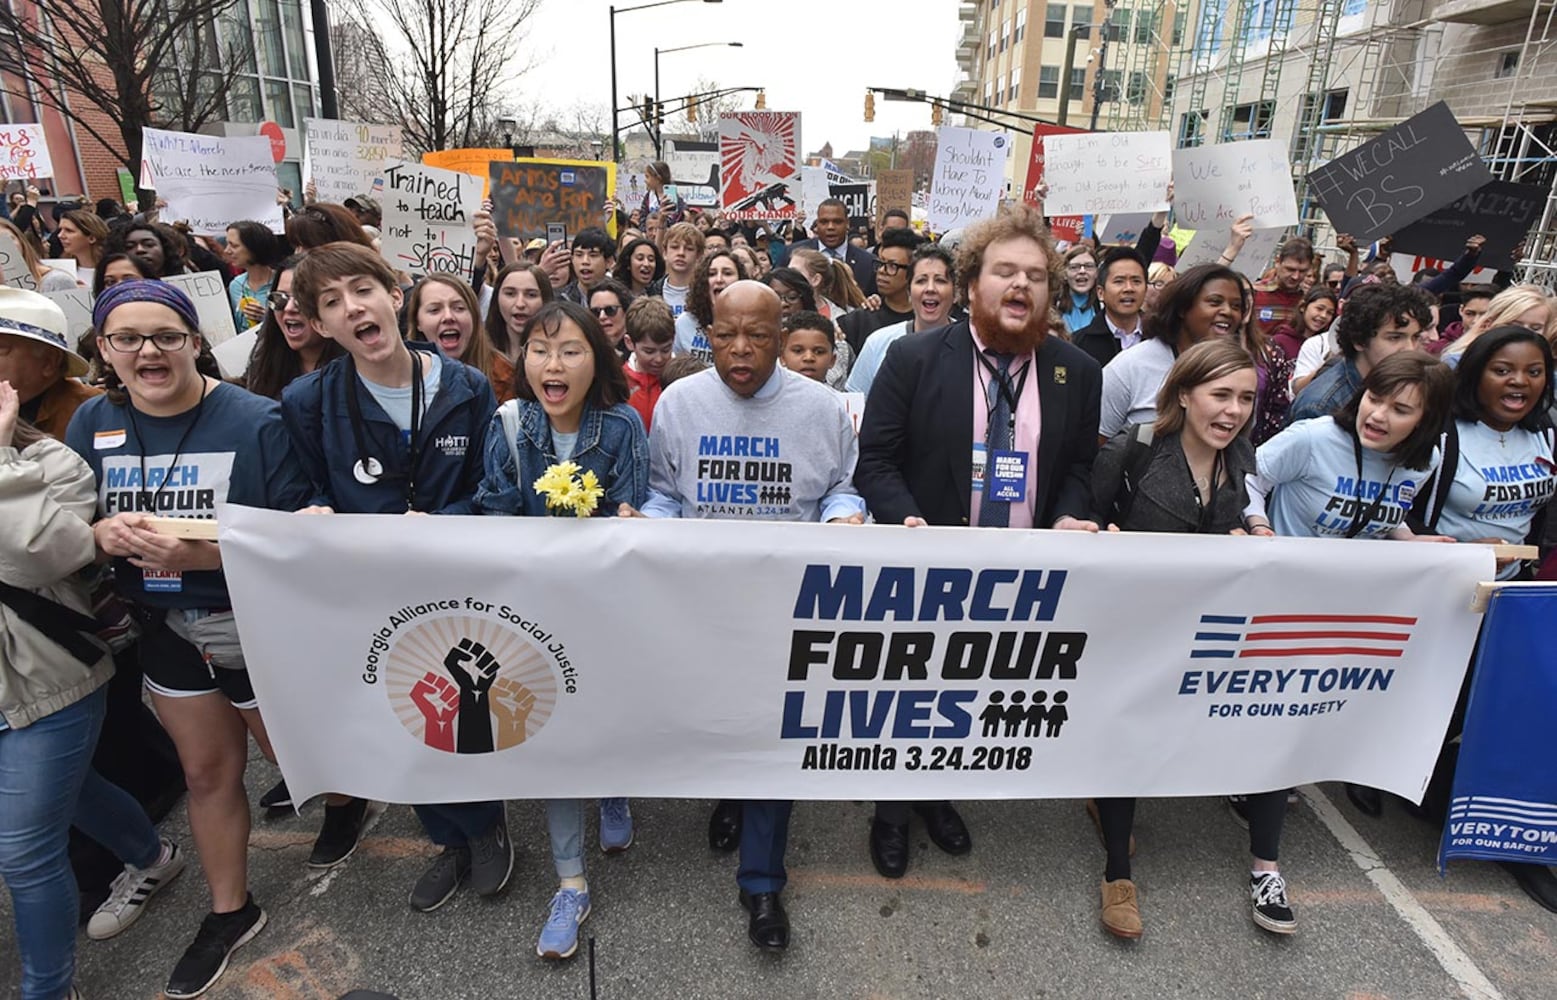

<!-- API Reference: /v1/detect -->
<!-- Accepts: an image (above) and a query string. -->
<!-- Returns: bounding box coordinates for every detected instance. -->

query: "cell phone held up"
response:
[546,222,567,246]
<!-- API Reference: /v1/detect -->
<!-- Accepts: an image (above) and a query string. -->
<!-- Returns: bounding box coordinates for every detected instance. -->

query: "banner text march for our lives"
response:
[139,127,283,236]
[929,127,1010,232]
[217,508,1490,806]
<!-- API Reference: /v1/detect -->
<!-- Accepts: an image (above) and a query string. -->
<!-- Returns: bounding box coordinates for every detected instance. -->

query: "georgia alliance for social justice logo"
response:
[362,600,577,754]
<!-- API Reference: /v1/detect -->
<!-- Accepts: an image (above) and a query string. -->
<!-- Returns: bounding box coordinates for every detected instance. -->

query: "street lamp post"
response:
[610,0,724,162]
[654,41,743,158]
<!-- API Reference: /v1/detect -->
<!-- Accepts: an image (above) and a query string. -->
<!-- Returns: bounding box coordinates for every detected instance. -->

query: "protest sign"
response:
[929,127,1010,233]
[1305,101,1492,244]
[0,229,32,288]
[1040,131,1171,216]
[1387,252,1494,285]
[0,123,53,180]
[1021,122,1088,208]
[829,183,871,229]
[719,111,800,221]
[798,166,832,218]
[1389,180,1544,272]
[44,287,92,340]
[212,329,259,380]
[304,118,404,205]
[1049,216,1087,244]
[489,158,615,242]
[380,160,482,277]
[875,169,913,231]
[1440,587,1557,870]
[164,271,239,345]
[1097,212,1156,246]
[1177,226,1287,280]
[665,139,720,207]
[421,148,514,197]
[140,128,283,235]
[1174,139,1299,231]
[219,508,1487,806]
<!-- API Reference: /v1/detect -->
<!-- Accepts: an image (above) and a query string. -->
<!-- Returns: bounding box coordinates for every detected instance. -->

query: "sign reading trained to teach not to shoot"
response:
[1172,139,1299,231]
[304,118,404,205]
[929,126,1009,233]
[379,160,482,278]
[139,127,283,236]
[1040,131,1172,216]
[488,158,615,242]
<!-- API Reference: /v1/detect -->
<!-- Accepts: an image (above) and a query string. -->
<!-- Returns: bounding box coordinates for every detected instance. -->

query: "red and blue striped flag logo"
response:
[1191,614,1417,660]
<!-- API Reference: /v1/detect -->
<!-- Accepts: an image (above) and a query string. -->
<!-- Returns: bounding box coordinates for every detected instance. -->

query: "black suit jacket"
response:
[782,238,878,298]
[855,320,1102,528]
[1071,314,1125,370]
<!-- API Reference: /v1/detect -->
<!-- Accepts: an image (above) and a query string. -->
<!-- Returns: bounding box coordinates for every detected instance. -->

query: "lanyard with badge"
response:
[1345,434,1396,539]
[346,351,425,511]
[972,349,1032,503]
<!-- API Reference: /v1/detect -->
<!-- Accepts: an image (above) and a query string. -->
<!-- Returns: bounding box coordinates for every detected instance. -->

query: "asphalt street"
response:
[4,751,1554,1000]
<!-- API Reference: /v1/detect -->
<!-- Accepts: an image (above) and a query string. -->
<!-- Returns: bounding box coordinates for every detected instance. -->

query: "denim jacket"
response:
[1287,356,1362,425]
[474,399,649,516]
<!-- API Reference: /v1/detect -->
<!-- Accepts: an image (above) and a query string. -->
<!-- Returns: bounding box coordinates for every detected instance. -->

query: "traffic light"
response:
[931,103,944,126]
[688,94,699,123]
[864,91,875,122]
[655,100,665,128]
[754,89,766,109]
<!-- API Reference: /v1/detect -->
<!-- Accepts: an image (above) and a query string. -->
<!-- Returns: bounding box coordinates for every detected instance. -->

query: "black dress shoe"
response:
[1501,862,1557,914]
[1345,783,1384,818]
[739,890,790,950]
[708,799,742,852]
[914,802,972,855]
[869,819,910,878]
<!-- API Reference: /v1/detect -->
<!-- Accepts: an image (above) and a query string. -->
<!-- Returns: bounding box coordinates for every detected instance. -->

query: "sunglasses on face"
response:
[267,291,293,311]
[592,305,621,318]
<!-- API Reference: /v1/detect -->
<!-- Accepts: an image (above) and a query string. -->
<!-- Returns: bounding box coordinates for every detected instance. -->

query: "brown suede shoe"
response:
[1101,878,1143,940]
[1084,799,1136,857]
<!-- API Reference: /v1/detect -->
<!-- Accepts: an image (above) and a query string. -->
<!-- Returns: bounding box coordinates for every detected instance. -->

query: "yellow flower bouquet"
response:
[532,461,606,518]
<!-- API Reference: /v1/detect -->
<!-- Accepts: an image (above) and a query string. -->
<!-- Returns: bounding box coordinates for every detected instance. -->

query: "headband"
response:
[92,279,201,333]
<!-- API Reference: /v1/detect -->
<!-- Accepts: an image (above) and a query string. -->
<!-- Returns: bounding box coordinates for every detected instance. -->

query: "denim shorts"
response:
[140,609,257,709]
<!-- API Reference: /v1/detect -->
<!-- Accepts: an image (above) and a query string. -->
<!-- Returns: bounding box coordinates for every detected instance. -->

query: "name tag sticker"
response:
[989,449,1029,503]
[94,429,127,450]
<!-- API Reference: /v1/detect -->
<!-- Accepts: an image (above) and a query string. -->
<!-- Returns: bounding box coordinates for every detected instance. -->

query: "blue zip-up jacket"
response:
[474,399,648,516]
[281,341,498,514]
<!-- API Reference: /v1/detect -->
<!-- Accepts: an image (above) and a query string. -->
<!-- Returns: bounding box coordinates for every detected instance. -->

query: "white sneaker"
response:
[87,837,186,940]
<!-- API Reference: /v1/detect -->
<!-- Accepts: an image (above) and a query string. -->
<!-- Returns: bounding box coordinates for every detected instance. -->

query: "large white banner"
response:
[218,507,1490,807]
[140,127,283,235]
[304,118,404,205]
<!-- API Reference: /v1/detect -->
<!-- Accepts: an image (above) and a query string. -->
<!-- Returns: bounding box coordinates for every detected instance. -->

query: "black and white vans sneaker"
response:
[1251,871,1297,934]
[87,837,186,940]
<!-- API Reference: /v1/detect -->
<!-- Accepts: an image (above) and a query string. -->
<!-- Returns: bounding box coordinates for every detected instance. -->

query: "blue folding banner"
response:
[1439,586,1557,869]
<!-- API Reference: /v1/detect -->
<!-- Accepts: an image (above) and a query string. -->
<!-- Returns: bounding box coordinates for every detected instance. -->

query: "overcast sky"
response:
[519,0,964,155]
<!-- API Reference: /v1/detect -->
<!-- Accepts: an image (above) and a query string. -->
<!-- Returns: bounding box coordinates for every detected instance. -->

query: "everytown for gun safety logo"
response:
[361,601,578,754]
[1180,612,1414,720]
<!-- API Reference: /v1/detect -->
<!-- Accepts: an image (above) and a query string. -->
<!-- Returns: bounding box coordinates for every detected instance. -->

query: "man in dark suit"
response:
[782,198,878,297]
[854,203,1103,879]
[1071,247,1148,370]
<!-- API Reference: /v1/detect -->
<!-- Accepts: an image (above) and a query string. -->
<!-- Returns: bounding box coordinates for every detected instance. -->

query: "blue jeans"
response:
[0,686,117,999]
[546,800,585,879]
[413,801,504,848]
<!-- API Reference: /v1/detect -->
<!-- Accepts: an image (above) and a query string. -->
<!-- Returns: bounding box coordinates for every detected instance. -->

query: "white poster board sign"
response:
[1173,139,1299,231]
[928,127,1010,232]
[304,118,404,205]
[1097,212,1157,247]
[0,123,54,180]
[379,160,482,278]
[799,166,833,218]
[140,128,283,236]
[164,270,240,346]
[1178,226,1288,279]
[1041,131,1172,215]
[213,328,259,379]
[44,287,93,341]
[0,230,32,288]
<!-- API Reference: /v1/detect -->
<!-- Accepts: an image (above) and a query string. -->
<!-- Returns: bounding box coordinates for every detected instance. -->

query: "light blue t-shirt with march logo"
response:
[1257,417,1438,539]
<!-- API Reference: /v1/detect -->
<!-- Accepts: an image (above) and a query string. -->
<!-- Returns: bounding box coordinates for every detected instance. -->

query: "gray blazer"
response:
[1091,427,1255,534]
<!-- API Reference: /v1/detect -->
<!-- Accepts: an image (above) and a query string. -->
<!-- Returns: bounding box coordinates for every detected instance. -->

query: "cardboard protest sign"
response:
[164,271,239,345]
[1173,139,1298,231]
[1041,131,1171,215]
[1021,122,1088,208]
[489,158,615,242]
[1177,226,1287,279]
[44,288,92,340]
[213,329,259,379]
[1305,101,1492,244]
[0,229,33,288]
[829,183,871,229]
[421,148,515,197]
[929,127,1010,232]
[875,169,913,231]
[1390,180,1545,272]
[140,128,282,235]
[305,119,404,205]
[719,112,800,221]
[1097,212,1156,246]
[665,140,720,208]
[1049,216,1087,243]
[0,123,53,180]
[798,166,832,218]
[380,160,482,277]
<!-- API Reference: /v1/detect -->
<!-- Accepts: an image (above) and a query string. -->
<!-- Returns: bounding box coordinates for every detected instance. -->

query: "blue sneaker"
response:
[536,887,591,959]
[599,798,634,854]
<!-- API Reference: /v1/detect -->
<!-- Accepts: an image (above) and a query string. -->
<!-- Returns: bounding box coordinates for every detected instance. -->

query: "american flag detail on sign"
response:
[1190,614,1417,660]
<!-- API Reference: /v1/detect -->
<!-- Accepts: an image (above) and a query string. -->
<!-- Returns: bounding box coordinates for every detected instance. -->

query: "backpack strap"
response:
[0,580,105,667]
[1421,422,1460,534]
[497,400,523,485]
[1112,423,1157,526]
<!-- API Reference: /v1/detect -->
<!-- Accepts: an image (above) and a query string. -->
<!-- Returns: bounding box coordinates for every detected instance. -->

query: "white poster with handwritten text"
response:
[0,123,53,180]
[1173,139,1299,231]
[140,128,283,236]
[304,119,404,205]
[928,127,1010,233]
[1041,132,1171,216]
[379,160,482,278]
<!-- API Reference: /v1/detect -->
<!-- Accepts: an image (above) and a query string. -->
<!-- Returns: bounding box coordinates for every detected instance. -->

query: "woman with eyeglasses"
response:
[764,268,816,320]
[64,280,313,999]
[588,278,634,361]
[1059,245,1100,335]
[245,257,345,402]
[1145,263,1175,314]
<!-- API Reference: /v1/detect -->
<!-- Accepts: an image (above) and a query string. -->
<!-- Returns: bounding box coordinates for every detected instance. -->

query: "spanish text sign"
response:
[1305,101,1492,244]
[219,509,1489,806]
[1041,131,1172,215]
[489,158,615,241]
[304,118,404,205]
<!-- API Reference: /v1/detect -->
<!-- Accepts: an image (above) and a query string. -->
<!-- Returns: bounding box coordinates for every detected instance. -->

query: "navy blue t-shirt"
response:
[65,380,313,609]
